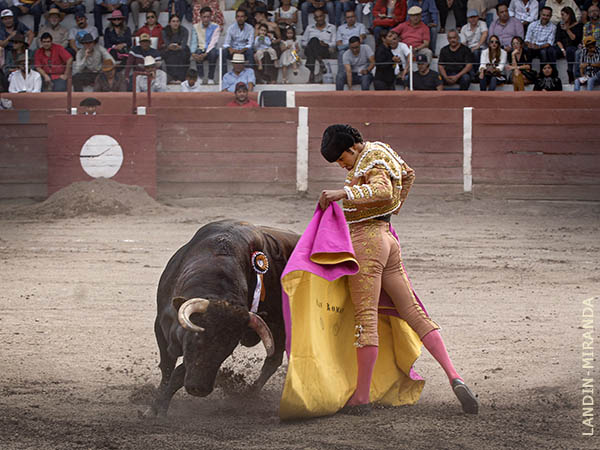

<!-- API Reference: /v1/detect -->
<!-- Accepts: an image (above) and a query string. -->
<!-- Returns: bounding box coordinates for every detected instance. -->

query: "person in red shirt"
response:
[372,0,407,45]
[227,82,259,107]
[392,6,433,60]
[135,10,164,49]
[34,32,73,91]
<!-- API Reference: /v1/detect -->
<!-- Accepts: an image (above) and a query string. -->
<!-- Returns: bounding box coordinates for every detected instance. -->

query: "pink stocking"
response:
[421,330,462,384]
[346,345,378,406]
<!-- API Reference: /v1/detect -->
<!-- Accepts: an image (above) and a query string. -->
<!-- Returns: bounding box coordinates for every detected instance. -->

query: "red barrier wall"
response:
[47,115,157,197]
[1,92,599,200]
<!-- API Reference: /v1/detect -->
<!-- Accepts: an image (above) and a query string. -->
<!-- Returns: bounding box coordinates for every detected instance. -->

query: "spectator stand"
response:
[9,2,599,92]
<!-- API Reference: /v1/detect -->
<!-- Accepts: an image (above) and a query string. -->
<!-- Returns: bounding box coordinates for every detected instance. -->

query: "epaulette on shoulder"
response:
[354,142,405,180]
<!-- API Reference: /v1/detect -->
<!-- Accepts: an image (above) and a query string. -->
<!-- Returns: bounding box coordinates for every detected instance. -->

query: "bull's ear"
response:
[172,296,187,312]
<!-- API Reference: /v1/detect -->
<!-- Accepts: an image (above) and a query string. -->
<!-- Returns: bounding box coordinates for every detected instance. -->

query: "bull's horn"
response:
[178,298,210,333]
[248,313,275,357]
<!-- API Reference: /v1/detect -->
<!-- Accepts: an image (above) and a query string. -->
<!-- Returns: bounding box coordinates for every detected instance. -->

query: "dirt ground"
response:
[0,181,598,450]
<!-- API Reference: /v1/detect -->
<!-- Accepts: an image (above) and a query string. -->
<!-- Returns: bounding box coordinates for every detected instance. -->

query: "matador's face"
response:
[336,148,359,171]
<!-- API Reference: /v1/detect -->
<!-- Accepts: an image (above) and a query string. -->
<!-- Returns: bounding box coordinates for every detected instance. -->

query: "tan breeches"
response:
[348,220,439,347]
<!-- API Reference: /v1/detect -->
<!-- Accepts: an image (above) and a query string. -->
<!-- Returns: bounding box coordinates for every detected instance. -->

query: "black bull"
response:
[146,220,299,417]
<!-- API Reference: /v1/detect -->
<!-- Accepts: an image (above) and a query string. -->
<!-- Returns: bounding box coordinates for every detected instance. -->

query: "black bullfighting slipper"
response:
[452,379,479,414]
[338,403,372,416]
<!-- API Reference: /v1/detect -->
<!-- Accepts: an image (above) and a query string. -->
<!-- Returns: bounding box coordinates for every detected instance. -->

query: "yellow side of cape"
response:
[279,253,425,420]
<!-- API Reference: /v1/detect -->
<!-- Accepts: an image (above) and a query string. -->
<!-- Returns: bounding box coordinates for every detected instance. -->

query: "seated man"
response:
[93,0,129,37]
[574,36,600,91]
[438,28,473,90]
[407,0,439,54]
[125,32,161,79]
[524,6,556,64]
[190,6,221,85]
[223,9,254,74]
[0,9,34,49]
[68,12,99,56]
[301,0,337,30]
[460,8,488,73]
[336,35,374,90]
[38,8,69,49]
[508,0,538,33]
[336,9,367,69]
[301,7,336,83]
[405,52,443,90]
[8,53,42,92]
[488,2,524,54]
[34,32,73,92]
[51,0,86,18]
[94,58,127,91]
[392,6,433,62]
[136,55,167,92]
[227,81,259,107]
[10,0,44,35]
[72,32,114,91]
[222,53,255,92]
[180,68,203,92]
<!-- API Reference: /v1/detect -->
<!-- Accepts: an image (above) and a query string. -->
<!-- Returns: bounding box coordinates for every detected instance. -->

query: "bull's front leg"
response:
[145,363,186,417]
[251,324,285,392]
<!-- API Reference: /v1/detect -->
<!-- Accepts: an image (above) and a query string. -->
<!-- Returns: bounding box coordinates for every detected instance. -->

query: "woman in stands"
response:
[555,6,582,84]
[162,14,191,82]
[478,34,506,91]
[103,10,133,69]
[318,124,479,416]
[506,36,536,90]
[136,10,165,48]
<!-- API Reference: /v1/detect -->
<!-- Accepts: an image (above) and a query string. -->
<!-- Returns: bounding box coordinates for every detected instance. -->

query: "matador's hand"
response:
[319,189,347,210]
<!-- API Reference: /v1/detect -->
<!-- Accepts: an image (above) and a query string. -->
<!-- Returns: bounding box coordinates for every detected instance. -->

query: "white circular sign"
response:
[79,135,124,178]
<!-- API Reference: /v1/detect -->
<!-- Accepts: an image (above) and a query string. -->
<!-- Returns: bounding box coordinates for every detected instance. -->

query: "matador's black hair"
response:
[320,124,363,163]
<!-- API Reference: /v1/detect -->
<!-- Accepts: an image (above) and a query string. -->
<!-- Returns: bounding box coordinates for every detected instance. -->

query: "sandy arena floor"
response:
[0,183,598,449]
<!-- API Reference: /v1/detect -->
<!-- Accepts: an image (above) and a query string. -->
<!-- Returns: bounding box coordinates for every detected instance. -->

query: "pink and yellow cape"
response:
[279,203,426,420]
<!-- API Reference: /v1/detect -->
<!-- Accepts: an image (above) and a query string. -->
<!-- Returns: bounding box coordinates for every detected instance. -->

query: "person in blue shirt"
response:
[222,52,256,92]
[223,8,254,74]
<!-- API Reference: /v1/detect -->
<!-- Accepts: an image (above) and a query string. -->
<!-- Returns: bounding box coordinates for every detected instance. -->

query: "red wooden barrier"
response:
[46,115,157,197]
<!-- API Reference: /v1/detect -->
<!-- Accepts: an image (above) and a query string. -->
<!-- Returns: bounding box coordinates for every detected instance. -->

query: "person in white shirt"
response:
[180,68,203,92]
[478,34,507,90]
[136,55,167,92]
[460,9,488,63]
[8,54,41,92]
[509,0,539,32]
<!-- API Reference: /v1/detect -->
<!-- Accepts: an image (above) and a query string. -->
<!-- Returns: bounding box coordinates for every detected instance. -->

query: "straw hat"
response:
[45,7,65,20]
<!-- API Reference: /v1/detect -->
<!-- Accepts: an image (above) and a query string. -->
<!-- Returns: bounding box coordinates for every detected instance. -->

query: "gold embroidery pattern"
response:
[343,142,415,224]
[348,221,384,347]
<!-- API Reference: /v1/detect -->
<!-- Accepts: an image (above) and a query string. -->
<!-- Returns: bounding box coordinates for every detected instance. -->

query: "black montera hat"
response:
[320,124,359,163]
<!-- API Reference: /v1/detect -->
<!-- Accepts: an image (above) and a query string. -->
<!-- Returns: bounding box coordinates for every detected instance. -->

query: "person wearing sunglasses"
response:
[93,0,129,37]
[478,34,506,90]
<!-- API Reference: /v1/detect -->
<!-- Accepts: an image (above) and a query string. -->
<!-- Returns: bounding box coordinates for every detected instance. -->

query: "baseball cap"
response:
[416,54,428,64]
[79,33,94,43]
[1,9,14,17]
[75,11,86,18]
[139,33,151,42]
[467,9,479,17]
[407,6,422,15]
[235,82,248,92]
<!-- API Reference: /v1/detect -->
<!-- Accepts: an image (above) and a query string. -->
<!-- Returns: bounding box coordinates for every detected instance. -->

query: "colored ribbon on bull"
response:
[251,251,269,313]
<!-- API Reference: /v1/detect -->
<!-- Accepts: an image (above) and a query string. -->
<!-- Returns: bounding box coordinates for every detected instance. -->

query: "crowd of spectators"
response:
[0,0,599,93]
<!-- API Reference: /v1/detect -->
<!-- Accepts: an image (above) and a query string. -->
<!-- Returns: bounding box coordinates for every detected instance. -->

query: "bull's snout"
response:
[185,384,214,397]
